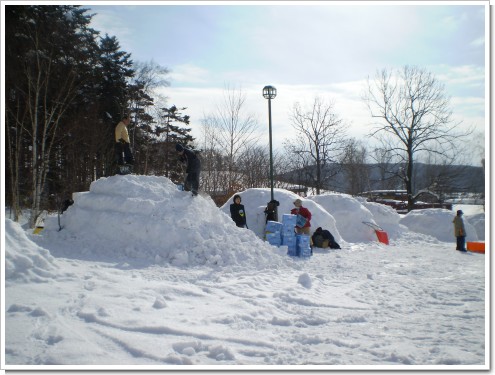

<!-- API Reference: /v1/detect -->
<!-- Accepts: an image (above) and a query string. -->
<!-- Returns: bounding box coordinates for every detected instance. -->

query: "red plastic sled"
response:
[363,222,389,245]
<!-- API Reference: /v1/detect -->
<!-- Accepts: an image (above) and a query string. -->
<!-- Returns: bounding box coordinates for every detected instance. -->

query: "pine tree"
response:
[5,5,102,226]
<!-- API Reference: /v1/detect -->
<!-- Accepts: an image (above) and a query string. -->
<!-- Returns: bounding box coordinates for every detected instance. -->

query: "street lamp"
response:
[263,85,277,221]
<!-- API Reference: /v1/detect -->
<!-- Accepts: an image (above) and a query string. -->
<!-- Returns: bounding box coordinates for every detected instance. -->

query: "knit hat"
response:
[175,144,184,152]
[293,199,302,206]
[457,210,463,215]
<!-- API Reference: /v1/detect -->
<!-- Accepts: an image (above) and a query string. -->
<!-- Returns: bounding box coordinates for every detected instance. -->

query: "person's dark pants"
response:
[115,142,134,165]
[184,171,199,195]
[456,236,466,251]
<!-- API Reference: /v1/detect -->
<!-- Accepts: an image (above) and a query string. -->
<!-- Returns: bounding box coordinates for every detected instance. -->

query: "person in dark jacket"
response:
[176,143,201,196]
[312,227,341,249]
[264,199,279,223]
[230,194,248,228]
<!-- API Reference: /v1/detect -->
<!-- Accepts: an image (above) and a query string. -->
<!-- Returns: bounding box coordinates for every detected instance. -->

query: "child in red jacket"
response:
[291,199,312,235]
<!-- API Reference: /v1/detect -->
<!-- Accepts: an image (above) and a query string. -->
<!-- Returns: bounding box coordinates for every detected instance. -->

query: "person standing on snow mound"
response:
[115,114,134,167]
[264,199,279,223]
[230,194,248,228]
[453,209,467,252]
[176,143,201,196]
[291,198,312,235]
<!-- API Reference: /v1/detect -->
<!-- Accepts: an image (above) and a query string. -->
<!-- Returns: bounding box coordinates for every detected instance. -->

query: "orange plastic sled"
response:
[375,230,389,245]
[467,241,485,254]
[362,222,389,245]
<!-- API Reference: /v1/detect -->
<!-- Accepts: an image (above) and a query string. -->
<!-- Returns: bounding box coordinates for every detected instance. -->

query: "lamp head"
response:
[263,85,277,99]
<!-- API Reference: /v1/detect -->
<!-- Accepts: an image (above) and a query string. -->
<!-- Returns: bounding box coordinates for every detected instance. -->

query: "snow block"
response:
[266,221,283,233]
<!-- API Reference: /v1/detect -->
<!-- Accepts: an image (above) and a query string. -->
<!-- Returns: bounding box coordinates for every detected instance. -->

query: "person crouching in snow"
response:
[230,194,248,228]
[291,199,312,235]
[312,227,341,249]
[453,209,467,252]
[176,143,201,196]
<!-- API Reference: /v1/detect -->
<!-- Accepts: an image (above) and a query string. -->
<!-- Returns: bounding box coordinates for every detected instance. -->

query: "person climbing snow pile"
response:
[176,143,201,197]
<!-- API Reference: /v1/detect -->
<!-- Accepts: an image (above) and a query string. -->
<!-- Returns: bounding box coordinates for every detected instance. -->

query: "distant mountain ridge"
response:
[280,162,485,195]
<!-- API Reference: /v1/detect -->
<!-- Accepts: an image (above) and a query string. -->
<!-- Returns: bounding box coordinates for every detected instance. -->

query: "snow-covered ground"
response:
[3,175,488,370]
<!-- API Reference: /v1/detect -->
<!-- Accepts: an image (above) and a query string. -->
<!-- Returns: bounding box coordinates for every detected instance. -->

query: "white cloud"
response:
[90,7,134,44]
[169,64,211,85]
[470,36,485,47]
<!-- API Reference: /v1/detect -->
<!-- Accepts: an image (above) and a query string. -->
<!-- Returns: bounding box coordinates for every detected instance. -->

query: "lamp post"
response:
[263,85,277,221]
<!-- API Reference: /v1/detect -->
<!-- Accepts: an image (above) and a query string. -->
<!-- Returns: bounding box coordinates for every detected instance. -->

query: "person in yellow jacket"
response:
[453,210,467,252]
[114,115,134,167]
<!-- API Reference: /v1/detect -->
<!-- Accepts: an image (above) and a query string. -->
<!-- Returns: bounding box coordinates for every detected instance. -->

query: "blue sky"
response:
[88,1,488,164]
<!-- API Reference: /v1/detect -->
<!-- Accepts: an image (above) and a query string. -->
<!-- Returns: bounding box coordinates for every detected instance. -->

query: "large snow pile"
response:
[466,213,485,240]
[399,208,479,242]
[220,188,344,243]
[42,175,284,268]
[360,199,405,239]
[4,178,486,367]
[5,219,59,283]
[307,193,381,243]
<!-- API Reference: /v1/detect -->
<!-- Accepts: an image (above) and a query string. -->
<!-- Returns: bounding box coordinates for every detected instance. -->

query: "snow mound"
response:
[399,208,478,242]
[220,188,344,243]
[360,199,406,239]
[44,175,284,268]
[5,219,59,283]
[307,193,377,243]
[465,213,485,241]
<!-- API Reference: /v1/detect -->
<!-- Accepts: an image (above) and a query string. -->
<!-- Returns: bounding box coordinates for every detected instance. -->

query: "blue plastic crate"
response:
[282,235,296,246]
[287,244,298,256]
[296,214,307,227]
[265,221,283,233]
[282,228,296,239]
[266,232,282,246]
[299,246,312,258]
[296,234,311,246]
[282,214,297,226]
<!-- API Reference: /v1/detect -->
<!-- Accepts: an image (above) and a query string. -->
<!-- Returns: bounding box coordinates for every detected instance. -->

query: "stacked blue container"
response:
[282,214,298,256]
[297,234,312,258]
[265,221,283,247]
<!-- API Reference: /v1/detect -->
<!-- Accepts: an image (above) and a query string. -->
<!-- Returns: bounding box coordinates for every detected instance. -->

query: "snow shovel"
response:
[362,221,389,245]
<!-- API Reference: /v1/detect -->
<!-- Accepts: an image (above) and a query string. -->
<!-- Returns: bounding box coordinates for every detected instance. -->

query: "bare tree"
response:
[202,85,261,192]
[129,60,170,145]
[341,138,369,195]
[369,144,403,190]
[284,96,347,194]
[364,65,473,211]
[238,146,270,189]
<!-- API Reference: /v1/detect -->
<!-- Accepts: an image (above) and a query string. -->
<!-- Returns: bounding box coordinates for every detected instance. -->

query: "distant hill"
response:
[279,162,485,195]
